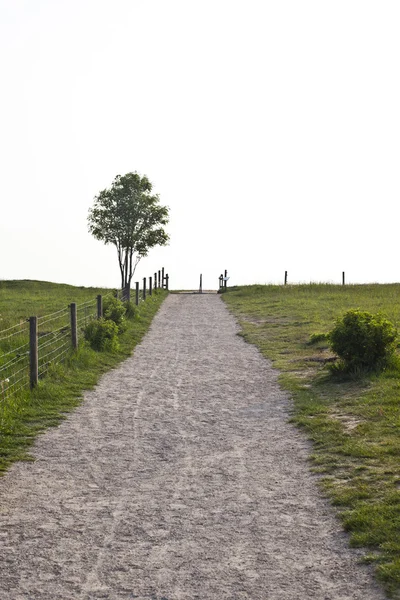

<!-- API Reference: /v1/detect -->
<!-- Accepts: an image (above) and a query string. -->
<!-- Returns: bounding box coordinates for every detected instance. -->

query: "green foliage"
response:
[84,318,120,352]
[88,172,169,290]
[308,332,328,345]
[124,301,136,319]
[328,309,397,372]
[103,296,126,330]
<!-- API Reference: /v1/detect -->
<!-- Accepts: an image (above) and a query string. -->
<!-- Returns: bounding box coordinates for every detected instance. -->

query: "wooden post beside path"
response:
[29,316,38,389]
[135,282,139,306]
[97,295,103,319]
[70,303,78,350]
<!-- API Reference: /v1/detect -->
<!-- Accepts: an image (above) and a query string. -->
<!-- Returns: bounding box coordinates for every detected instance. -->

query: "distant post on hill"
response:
[88,172,169,297]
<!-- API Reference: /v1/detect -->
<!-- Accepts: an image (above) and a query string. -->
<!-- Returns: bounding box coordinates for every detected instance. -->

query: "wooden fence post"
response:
[224,270,227,290]
[154,272,157,290]
[135,282,139,306]
[149,276,152,296]
[199,274,202,294]
[284,271,288,285]
[162,267,165,288]
[29,316,38,389]
[97,295,103,319]
[342,271,345,286]
[143,278,146,300]
[70,303,78,350]
[165,274,169,290]
[158,270,161,289]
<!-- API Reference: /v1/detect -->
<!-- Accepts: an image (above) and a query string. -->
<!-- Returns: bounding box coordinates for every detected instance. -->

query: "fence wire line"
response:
[5,375,29,394]
[0,320,28,336]
[38,331,70,353]
[0,326,29,344]
[37,306,69,322]
[38,342,71,374]
[76,297,98,308]
[0,341,30,361]
[37,323,70,342]
[77,314,96,326]
[38,311,69,329]
[0,352,29,374]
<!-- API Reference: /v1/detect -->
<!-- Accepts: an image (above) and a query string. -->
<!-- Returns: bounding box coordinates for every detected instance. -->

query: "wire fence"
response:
[0,319,30,398]
[0,270,169,403]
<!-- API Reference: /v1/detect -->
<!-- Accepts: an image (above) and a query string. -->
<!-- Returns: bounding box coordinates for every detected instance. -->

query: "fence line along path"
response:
[0,295,386,600]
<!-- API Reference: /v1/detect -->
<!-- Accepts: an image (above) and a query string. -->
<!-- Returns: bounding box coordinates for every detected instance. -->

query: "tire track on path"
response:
[0,294,387,599]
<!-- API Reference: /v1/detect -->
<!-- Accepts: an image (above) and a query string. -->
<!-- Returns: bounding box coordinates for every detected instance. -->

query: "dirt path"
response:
[0,294,386,599]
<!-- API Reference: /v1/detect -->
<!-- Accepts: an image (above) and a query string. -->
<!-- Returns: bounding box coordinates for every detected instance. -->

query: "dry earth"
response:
[0,294,387,599]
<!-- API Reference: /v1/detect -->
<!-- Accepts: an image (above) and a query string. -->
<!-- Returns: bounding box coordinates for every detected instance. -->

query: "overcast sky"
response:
[1,1,399,290]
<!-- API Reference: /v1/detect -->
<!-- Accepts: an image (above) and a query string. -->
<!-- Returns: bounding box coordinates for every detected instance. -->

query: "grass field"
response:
[0,280,167,475]
[223,284,400,598]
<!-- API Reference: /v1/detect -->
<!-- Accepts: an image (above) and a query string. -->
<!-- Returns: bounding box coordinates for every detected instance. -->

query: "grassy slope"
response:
[0,279,112,324]
[0,280,167,474]
[223,284,400,598]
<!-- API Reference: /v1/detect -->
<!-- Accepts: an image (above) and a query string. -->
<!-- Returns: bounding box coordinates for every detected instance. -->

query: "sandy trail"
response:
[0,294,386,599]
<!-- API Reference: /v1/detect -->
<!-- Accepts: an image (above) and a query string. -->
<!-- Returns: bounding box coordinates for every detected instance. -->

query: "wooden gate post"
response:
[224,270,227,290]
[29,316,38,389]
[165,274,169,291]
[162,267,165,288]
[158,270,161,288]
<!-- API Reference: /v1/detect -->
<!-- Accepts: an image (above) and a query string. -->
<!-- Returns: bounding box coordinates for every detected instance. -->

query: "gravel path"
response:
[0,294,387,600]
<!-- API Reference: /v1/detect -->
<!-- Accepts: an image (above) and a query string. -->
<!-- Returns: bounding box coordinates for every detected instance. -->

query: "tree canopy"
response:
[88,172,169,291]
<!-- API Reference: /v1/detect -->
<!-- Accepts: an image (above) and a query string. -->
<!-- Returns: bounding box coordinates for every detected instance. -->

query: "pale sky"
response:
[1,1,399,290]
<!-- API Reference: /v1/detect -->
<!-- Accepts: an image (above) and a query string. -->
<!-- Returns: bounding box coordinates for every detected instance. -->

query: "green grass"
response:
[223,283,400,598]
[0,280,167,475]
[0,279,111,326]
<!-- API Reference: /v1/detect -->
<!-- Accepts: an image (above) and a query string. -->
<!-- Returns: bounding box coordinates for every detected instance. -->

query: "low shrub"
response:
[103,296,126,331]
[84,318,120,352]
[328,309,397,372]
[124,301,136,319]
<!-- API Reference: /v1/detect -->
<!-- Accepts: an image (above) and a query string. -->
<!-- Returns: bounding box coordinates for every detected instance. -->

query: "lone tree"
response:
[88,172,169,294]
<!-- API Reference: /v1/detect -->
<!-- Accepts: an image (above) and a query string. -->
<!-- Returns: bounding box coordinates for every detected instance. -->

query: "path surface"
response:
[0,295,386,599]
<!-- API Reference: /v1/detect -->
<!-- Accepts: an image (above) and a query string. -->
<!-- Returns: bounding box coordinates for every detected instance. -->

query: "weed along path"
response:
[0,295,387,600]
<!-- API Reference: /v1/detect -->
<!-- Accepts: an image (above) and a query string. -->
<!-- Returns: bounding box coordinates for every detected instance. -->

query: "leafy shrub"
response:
[124,301,136,319]
[328,309,397,372]
[84,318,120,352]
[103,296,126,331]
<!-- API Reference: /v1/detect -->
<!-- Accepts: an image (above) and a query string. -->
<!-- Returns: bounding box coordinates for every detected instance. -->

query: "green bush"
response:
[84,318,120,352]
[124,301,136,319]
[328,309,397,372]
[103,296,126,331]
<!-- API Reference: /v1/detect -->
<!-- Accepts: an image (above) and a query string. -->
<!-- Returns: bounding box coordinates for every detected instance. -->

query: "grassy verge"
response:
[0,285,167,475]
[0,280,112,326]
[222,284,400,598]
